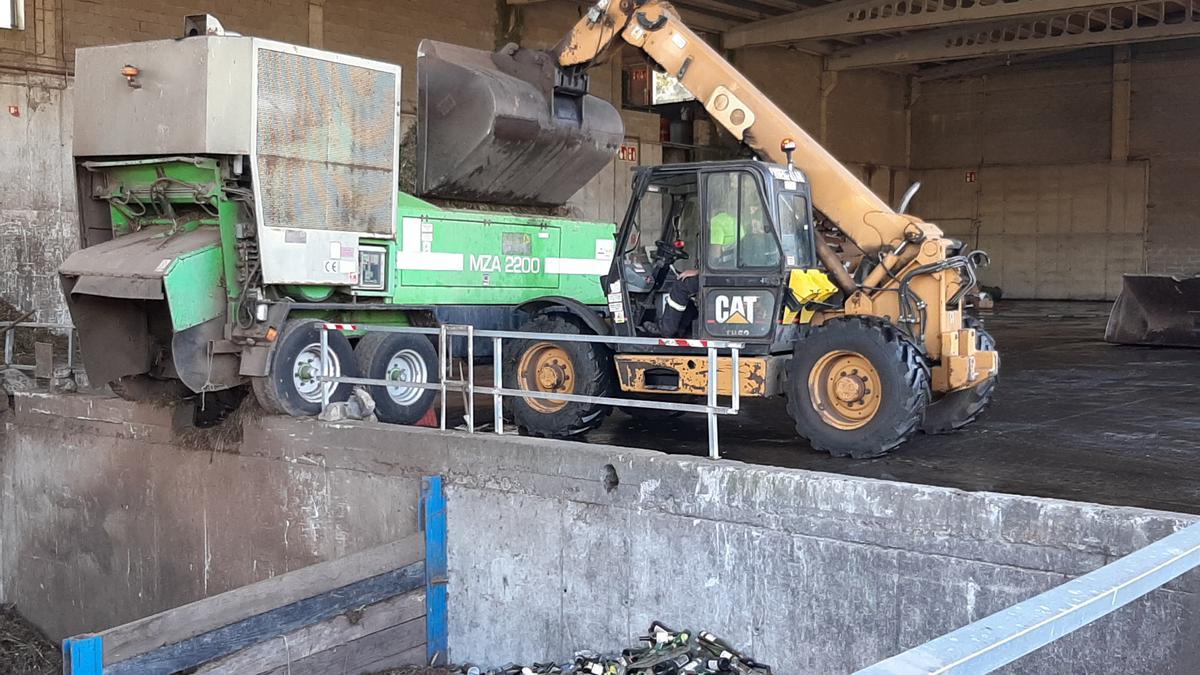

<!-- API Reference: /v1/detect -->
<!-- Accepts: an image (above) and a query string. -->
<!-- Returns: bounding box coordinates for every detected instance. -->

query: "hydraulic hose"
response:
[815,241,858,297]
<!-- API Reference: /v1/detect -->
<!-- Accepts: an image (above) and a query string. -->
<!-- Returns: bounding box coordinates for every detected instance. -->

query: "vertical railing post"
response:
[438,324,448,431]
[731,346,741,414]
[67,329,76,370]
[707,344,719,459]
[466,325,475,433]
[319,324,331,411]
[492,336,503,435]
[4,330,13,367]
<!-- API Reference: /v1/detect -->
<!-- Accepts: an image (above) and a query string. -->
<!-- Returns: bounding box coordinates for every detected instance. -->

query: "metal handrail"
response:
[1,320,76,373]
[316,323,745,458]
[857,521,1200,674]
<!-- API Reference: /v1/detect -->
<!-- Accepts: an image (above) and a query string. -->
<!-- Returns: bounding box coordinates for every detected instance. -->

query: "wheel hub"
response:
[809,351,882,431]
[293,344,339,404]
[537,363,568,389]
[833,371,867,403]
[385,349,429,406]
[518,342,576,414]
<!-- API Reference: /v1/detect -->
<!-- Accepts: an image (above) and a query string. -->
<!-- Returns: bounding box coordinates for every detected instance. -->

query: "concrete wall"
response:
[911,42,1200,297]
[735,46,910,204]
[3,392,1199,673]
[0,69,73,322]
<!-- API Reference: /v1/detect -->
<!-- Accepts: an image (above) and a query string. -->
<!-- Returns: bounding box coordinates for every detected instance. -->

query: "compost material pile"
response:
[0,604,61,675]
[462,622,770,675]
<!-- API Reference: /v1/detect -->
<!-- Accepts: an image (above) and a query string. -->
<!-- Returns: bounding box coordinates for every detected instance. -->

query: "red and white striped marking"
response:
[658,338,712,348]
[322,323,359,331]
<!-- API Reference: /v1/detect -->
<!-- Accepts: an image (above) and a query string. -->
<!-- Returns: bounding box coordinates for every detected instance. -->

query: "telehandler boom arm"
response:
[556,0,920,255]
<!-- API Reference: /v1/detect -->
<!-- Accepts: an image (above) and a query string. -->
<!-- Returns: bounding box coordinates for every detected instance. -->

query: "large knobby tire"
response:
[503,314,614,439]
[355,332,439,425]
[921,316,998,434]
[109,375,191,402]
[252,319,358,417]
[787,317,931,458]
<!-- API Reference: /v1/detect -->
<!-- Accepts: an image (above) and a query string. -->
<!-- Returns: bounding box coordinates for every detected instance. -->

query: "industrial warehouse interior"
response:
[1,0,1199,673]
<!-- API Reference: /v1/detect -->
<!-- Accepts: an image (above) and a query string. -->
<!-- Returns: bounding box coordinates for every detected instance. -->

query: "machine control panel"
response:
[356,246,388,292]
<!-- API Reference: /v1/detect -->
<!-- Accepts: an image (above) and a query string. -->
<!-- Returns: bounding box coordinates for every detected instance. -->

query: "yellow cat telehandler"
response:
[420,0,999,457]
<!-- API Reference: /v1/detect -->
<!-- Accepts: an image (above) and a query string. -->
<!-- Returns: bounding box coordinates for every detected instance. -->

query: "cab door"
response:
[698,170,784,343]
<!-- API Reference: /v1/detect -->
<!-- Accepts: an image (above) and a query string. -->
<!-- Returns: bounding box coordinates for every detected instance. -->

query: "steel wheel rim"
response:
[809,350,881,430]
[293,342,341,404]
[385,349,428,406]
[517,342,575,414]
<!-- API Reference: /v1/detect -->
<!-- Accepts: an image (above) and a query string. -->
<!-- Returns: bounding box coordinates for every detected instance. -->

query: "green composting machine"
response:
[58,15,623,422]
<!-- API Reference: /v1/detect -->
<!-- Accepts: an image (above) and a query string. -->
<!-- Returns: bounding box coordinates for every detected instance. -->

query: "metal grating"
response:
[255,48,397,235]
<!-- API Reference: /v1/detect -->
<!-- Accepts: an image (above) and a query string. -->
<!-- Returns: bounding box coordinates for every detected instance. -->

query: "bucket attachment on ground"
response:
[416,40,624,207]
[1105,274,1200,348]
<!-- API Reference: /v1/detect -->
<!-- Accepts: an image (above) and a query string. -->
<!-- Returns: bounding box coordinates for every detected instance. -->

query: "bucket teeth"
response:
[416,39,624,207]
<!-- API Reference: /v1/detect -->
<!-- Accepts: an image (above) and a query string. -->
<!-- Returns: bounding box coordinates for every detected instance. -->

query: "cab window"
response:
[777,192,813,268]
[705,172,780,270]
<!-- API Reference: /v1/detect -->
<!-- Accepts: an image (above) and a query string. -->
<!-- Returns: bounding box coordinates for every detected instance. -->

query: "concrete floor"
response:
[572,301,1200,514]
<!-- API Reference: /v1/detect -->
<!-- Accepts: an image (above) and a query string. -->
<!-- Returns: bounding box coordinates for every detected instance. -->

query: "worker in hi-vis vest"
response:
[659,195,742,337]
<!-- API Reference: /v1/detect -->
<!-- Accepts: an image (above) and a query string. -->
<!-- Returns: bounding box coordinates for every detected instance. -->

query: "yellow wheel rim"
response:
[808,350,882,431]
[517,342,576,414]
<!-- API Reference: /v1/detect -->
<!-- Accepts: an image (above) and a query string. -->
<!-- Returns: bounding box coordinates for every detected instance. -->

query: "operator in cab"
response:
[658,186,754,337]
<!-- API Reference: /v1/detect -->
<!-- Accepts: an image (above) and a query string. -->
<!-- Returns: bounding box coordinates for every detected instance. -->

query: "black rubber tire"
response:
[109,375,191,402]
[354,332,439,425]
[503,313,614,439]
[787,317,931,459]
[251,319,358,417]
[921,316,998,434]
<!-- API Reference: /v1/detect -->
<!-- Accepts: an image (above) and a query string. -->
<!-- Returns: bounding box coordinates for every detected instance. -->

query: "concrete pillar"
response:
[1111,44,1131,162]
[308,0,325,49]
[35,0,60,63]
[818,68,838,145]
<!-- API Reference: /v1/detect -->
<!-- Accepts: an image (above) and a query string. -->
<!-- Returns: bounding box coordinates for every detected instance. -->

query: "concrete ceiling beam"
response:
[827,0,1200,69]
[724,0,1163,49]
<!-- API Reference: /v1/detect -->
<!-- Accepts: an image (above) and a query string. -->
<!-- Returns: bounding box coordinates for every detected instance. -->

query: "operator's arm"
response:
[554,0,925,255]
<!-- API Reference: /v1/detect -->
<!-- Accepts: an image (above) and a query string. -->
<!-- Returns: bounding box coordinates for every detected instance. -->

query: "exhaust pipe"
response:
[416,40,624,207]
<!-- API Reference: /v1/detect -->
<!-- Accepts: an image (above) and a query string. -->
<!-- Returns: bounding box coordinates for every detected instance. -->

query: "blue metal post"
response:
[62,634,103,675]
[422,475,449,666]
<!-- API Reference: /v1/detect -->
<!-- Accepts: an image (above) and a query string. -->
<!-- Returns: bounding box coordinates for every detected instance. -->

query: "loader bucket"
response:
[416,40,624,207]
[1105,274,1200,348]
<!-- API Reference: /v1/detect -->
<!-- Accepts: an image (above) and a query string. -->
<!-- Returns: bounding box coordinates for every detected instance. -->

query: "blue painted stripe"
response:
[63,634,103,675]
[423,475,449,665]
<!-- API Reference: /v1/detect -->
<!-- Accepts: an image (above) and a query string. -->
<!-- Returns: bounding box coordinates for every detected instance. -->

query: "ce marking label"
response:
[323,260,346,274]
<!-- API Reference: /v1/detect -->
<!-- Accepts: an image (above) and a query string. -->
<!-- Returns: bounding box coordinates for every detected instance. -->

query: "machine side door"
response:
[698,170,784,343]
[604,169,701,338]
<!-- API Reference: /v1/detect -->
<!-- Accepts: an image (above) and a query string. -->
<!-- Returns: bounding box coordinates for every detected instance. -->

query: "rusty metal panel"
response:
[613,354,784,398]
[254,46,398,237]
